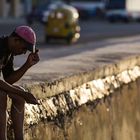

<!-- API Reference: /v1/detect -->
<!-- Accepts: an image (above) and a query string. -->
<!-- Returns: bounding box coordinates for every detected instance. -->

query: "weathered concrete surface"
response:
[20,66,140,126]
[24,55,140,98]
[8,63,140,139]
[22,79,140,140]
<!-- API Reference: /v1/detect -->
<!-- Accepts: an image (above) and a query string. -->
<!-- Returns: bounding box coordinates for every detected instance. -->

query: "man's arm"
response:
[4,61,31,84]
[4,52,39,84]
[0,79,39,104]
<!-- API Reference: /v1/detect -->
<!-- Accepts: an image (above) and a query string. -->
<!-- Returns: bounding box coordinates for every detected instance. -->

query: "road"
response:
[79,20,140,43]
[1,20,140,45]
[32,20,140,45]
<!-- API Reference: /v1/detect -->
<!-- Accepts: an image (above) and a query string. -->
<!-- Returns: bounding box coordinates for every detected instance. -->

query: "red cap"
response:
[15,25,36,52]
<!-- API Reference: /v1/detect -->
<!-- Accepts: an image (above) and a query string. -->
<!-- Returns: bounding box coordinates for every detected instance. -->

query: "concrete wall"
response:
[7,55,140,139]
[23,79,140,140]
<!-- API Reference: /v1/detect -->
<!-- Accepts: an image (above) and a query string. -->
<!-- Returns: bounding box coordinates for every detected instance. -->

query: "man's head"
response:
[9,26,36,55]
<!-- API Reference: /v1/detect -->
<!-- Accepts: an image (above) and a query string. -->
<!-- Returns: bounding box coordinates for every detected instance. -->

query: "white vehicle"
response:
[105,0,140,23]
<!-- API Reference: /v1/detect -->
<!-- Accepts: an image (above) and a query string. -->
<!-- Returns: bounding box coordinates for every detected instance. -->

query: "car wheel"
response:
[108,18,116,23]
[123,18,130,23]
[124,20,129,23]
[66,37,72,44]
[45,35,51,43]
[66,33,73,44]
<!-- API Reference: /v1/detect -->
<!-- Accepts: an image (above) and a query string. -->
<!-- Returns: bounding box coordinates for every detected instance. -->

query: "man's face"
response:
[12,38,28,55]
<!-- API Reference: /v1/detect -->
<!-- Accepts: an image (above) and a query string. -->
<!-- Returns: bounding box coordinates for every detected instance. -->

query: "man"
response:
[0,25,40,140]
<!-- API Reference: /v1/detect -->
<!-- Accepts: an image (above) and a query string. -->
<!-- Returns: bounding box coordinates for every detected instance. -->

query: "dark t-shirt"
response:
[0,36,14,79]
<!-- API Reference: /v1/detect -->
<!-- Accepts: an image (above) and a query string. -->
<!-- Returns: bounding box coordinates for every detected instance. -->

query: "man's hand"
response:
[7,88,39,105]
[23,91,39,105]
[26,50,40,68]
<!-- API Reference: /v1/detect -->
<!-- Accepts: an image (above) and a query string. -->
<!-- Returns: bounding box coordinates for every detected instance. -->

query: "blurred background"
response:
[0,0,140,45]
[1,0,140,21]
[0,0,106,19]
[1,0,140,82]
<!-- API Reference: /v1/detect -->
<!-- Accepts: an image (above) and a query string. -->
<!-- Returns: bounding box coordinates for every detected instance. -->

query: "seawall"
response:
[7,55,140,140]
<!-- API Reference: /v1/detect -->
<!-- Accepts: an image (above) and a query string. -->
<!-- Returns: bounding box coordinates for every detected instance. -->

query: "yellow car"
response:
[45,4,80,44]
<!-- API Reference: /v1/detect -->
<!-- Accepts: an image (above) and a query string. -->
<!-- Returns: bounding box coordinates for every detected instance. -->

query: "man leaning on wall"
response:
[0,25,40,140]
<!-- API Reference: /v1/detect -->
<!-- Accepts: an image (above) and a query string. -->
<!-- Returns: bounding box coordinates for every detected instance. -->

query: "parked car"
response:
[26,1,63,25]
[70,1,105,20]
[105,9,140,23]
[105,9,132,23]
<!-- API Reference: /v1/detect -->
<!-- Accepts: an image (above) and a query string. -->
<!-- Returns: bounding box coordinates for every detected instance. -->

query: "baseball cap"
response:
[14,25,36,53]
